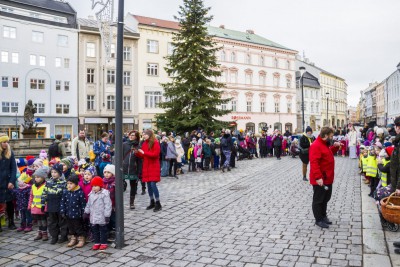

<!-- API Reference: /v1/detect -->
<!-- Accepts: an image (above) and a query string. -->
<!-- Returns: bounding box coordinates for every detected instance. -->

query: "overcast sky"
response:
[69,0,400,106]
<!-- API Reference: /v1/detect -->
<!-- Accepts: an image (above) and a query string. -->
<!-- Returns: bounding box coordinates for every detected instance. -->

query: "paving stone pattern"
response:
[0,156,362,267]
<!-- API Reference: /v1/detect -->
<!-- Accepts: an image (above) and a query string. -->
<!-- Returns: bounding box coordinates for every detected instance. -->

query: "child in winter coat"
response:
[28,167,48,241]
[103,164,116,234]
[282,137,288,156]
[361,149,369,182]
[213,138,221,170]
[14,173,32,232]
[60,158,73,180]
[84,177,112,251]
[79,166,95,202]
[194,141,203,171]
[202,139,212,171]
[187,143,196,172]
[366,149,378,197]
[41,163,67,244]
[60,174,86,248]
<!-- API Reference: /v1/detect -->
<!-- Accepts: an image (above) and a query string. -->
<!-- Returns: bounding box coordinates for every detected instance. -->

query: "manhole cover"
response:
[229,185,249,191]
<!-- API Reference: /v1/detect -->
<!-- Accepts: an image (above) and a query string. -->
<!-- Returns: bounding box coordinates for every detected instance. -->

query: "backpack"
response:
[48,142,61,158]
[221,137,228,148]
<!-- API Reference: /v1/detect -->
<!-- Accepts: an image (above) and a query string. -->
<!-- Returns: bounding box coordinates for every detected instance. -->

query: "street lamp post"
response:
[326,92,329,126]
[335,100,338,127]
[299,66,306,132]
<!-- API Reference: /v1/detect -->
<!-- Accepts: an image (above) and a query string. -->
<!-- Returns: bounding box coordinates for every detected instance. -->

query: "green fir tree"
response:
[155,0,230,133]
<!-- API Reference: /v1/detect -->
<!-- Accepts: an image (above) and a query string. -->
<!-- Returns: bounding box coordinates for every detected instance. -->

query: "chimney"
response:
[246,29,254,34]
[219,25,225,29]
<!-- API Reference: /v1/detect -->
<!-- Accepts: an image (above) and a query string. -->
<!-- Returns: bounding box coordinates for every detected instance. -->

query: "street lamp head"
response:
[299,66,306,76]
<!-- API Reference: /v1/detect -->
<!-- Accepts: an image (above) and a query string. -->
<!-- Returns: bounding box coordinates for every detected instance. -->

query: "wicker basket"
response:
[380,193,400,224]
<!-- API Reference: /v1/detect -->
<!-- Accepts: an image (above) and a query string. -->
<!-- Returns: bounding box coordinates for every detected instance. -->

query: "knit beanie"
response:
[67,173,79,185]
[78,159,87,166]
[33,159,44,168]
[27,158,36,166]
[26,155,35,161]
[91,176,104,187]
[52,163,63,177]
[86,166,95,176]
[386,146,394,157]
[16,158,27,167]
[60,158,72,169]
[33,167,48,179]
[103,164,115,175]
[306,126,313,133]
[39,150,48,160]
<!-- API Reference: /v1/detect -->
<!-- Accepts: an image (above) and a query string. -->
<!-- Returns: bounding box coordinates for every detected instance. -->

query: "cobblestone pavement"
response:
[0,156,364,267]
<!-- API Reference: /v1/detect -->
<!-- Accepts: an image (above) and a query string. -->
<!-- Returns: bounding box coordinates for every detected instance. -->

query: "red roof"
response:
[133,15,180,30]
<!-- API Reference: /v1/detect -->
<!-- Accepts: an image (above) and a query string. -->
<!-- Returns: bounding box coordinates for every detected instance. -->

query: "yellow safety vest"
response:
[361,156,368,172]
[31,184,45,209]
[381,159,390,187]
[366,156,378,178]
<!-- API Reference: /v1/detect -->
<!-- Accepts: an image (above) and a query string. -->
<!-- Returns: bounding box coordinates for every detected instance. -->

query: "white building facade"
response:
[0,0,78,139]
[387,64,400,124]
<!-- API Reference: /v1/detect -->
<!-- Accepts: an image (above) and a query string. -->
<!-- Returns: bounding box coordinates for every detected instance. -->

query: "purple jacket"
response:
[266,136,273,148]
[14,185,31,211]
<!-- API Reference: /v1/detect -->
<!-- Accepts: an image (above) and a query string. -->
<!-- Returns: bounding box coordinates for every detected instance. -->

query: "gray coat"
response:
[166,141,178,159]
[84,189,112,225]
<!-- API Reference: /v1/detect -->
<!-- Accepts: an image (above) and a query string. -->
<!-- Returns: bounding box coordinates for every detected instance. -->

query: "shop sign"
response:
[231,115,251,120]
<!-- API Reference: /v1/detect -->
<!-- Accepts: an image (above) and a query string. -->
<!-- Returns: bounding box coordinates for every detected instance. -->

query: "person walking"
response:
[299,126,315,181]
[136,130,162,212]
[220,129,233,172]
[122,131,142,209]
[71,130,91,161]
[0,133,17,231]
[309,127,341,229]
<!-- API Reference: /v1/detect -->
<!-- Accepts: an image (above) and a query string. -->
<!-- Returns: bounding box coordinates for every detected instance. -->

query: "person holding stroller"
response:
[299,126,315,181]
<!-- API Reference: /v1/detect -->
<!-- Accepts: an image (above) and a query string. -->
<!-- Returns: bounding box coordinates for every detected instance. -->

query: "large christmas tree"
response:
[155,0,230,133]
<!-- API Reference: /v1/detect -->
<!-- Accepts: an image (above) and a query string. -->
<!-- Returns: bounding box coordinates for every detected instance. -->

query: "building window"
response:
[55,57,61,68]
[32,31,44,43]
[55,125,72,139]
[147,63,159,76]
[260,102,265,112]
[147,40,159,53]
[230,52,236,62]
[286,77,291,88]
[167,43,175,55]
[260,56,264,66]
[1,51,8,62]
[107,70,116,84]
[259,74,266,86]
[230,71,238,84]
[311,102,314,113]
[29,54,36,65]
[2,76,8,87]
[87,95,95,110]
[247,101,252,112]
[56,104,62,114]
[57,35,68,46]
[274,58,278,68]
[145,91,162,108]
[37,56,45,67]
[11,52,18,64]
[34,103,45,114]
[123,96,131,111]
[245,73,252,85]
[38,79,45,89]
[221,69,228,83]
[2,102,18,113]
[231,100,237,112]
[123,46,131,61]
[275,102,280,113]
[220,50,226,61]
[56,80,61,90]
[123,71,131,86]
[221,103,227,110]
[64,81,69,91]
[110,44,116,58]
[273,75,280,87]
[287,60,290,70]
[64,58,70,68]
[30,79,37,89]
[29,79,44,89]
[86,42,95,57]
[316,103,319,112]
[87,69,94,83]
[12,77,18,88]
[3,26,16,39]
[63,104,69,114]
[246,54,251,64]
[107,95,115,110]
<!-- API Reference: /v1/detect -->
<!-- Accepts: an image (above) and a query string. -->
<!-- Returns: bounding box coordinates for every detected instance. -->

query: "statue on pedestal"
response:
[21,100,38,138]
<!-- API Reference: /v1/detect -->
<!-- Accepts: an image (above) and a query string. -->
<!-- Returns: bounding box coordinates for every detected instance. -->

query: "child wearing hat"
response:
[60,174,86,248]
[103,164,116,236]
[60,158,73,180]
[28,167,48,241]
[14,173,33,232]
[84,176,112,250]
[41,163,67,244]
[79,166,95,240]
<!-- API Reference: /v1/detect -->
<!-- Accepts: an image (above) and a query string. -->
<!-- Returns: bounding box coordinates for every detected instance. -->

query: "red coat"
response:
[309,136,339,185]
[136,140,161,183]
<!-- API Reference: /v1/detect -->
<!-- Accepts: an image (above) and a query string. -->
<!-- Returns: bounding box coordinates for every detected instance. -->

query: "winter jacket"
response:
[272,134,283,147]
[53,139,67,159]
[78,179,92,202]
[41,177,66,213]
[93,139,113,167]
[348,130,357,146]
[71,137,90,160]
[84,188,112,225]
[187,147,195,162]
[136,140,161,183]
[309,136,340,186]
[175,143,185,163]
[0,150,16,203]
[378,159,391,187]
[60,186,86,219]
[299,134,314,154]
[103,176,115,208]
[28,182,46,215]
[161,142,168,161]
[166,141,178,159]
[202,144,212,158]
[194,144,202,159]
[14,184,31,211]
[266,136,273,148]
[221,134,233,151]
[246,137,256,149]
[122,140,142,180]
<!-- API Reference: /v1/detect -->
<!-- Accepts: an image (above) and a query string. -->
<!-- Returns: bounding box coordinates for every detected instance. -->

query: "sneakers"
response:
[16,224,26,232]
[92,244,101,250]
[316,221,329,229]
[24,224,33,232]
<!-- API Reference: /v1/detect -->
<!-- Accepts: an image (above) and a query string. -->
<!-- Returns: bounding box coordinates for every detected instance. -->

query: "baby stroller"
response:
[238,145,251,160]
[375,186,399,232]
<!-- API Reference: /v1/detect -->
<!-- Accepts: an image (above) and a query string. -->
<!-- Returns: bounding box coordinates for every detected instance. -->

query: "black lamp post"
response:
[299,66,306,132]
[326,92,329,126]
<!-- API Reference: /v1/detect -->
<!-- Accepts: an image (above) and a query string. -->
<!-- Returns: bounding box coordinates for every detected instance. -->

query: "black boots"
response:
[154,201,162,212]
[146,199,155,210]
[303,176,308,181]
[130,195,135,210]
[316,221,329,229]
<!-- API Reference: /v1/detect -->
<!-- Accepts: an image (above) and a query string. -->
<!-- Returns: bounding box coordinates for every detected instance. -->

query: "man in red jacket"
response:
[309,127,341,228]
